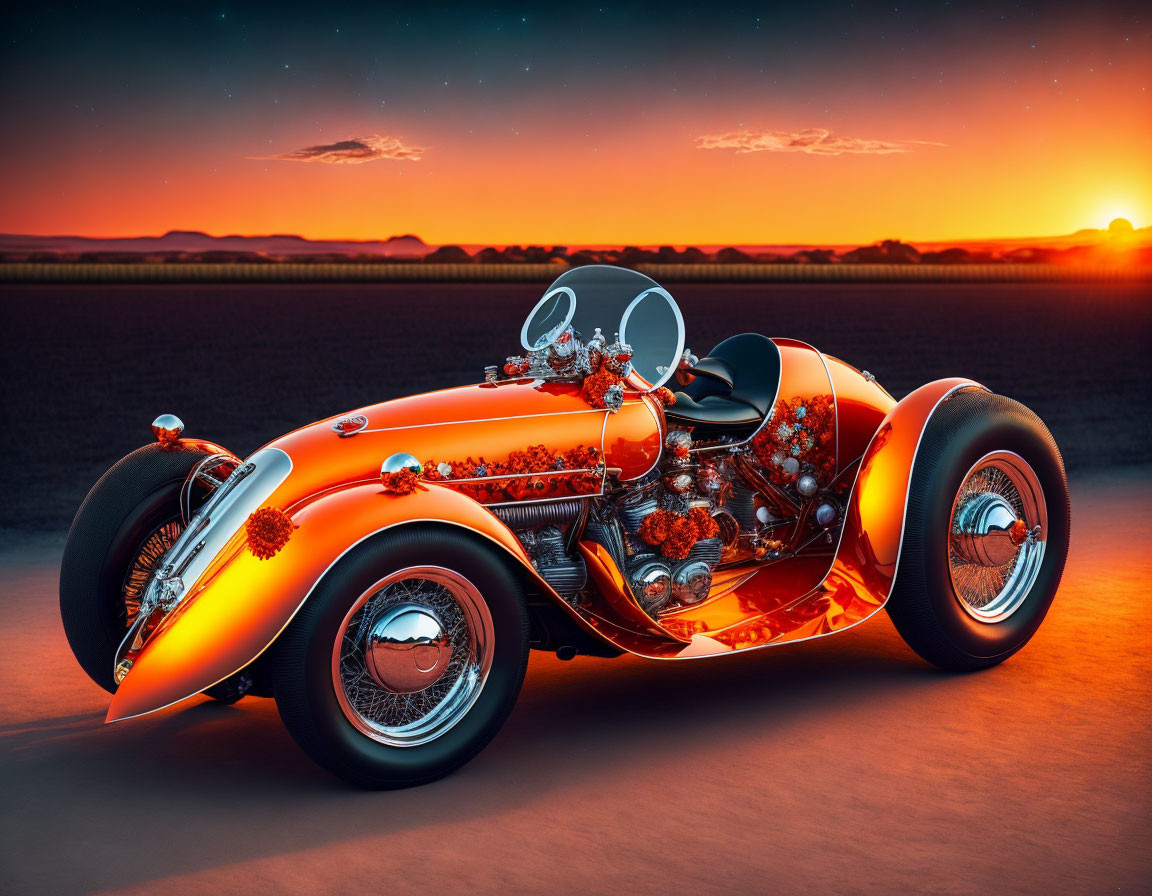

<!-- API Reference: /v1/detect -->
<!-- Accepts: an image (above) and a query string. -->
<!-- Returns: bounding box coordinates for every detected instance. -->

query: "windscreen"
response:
[521,265,685,391]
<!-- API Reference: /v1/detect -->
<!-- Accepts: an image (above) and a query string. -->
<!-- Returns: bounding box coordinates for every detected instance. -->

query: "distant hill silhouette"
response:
[0,230,429,258]
[1,226,1149,266]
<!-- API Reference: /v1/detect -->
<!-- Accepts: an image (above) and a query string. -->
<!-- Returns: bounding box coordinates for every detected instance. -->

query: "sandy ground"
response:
[1,472,1149,895]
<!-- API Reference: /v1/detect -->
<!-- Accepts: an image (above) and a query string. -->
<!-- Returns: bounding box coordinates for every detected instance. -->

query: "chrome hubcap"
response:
[364,604,452,693]
[332,567,493,748]
[949,451,1047,623]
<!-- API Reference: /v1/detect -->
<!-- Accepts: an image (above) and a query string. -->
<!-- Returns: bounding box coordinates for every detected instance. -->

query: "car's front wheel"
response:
[271,527,529,788]
[60,443,212,693]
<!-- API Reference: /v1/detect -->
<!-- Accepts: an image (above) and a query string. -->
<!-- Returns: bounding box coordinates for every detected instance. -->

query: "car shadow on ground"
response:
[0,625,942,890]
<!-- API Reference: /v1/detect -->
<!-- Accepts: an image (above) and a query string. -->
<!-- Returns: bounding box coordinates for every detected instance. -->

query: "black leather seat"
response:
[665,334,781,436]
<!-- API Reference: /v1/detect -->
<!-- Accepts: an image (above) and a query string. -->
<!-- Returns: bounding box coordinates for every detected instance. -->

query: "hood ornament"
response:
[332,414,369,438]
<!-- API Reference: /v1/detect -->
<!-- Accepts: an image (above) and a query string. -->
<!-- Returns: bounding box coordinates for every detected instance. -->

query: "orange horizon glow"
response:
[2,20,1148,247]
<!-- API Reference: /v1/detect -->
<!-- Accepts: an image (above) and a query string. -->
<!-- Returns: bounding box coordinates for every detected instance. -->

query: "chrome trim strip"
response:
[359,407,607,435]
[814,349,839,474]
[433,466,602,484]
[179,452,239,525]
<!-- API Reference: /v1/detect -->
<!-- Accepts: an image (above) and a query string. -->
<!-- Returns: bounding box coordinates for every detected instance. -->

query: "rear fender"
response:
[815,378,989,630]
[106,482,575,722]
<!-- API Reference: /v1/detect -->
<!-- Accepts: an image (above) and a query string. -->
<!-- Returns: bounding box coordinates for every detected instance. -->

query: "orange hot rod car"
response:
[60,266,1069,787]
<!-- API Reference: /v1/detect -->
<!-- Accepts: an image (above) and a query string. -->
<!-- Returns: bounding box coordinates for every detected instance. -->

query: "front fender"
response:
[814,377,989,632]
[106,482,563,722]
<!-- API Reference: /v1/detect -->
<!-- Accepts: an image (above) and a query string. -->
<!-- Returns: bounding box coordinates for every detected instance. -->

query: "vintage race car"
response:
[60,265,1070,787]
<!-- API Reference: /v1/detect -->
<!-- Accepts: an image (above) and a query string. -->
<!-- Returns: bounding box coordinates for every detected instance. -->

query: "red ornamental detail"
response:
[579,350,677,410]
[245,507,296,559]
[422,444,603,503]
[581,367,623,409]
[638,507,721,560]
[751,394,836,487]
[381,468,424,495]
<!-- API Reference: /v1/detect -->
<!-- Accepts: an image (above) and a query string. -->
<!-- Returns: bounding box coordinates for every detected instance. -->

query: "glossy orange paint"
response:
[105,480,595,722]
[108,351,983,722]
[260,379,660,514]
[663,378,986,657]
[603,392,663,480]
[809,379,989,633]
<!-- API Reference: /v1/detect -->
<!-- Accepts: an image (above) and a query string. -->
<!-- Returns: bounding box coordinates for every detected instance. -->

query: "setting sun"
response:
[1097,202,1147,232]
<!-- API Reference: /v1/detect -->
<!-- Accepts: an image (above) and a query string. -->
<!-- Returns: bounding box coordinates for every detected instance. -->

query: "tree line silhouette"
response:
[3,238,1148,266]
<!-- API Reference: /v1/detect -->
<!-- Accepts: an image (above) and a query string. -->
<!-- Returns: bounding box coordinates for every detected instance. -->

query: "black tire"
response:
[885,390,1070,671]
[59,442,213,693]
[271,527,530,788]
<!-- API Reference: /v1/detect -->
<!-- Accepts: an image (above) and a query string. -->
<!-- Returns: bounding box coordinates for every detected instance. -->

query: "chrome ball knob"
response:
[381,452,424,477]
[151,413,184,445]
[665,430,693,455]
[797,474,819,497]
[364,604,452,693]
[815,503,837,527]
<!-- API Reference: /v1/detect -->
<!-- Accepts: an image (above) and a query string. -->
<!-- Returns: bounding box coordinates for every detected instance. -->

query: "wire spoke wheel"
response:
[948,451,1047,623]
[331,566,494,748]
[119,516,184,628]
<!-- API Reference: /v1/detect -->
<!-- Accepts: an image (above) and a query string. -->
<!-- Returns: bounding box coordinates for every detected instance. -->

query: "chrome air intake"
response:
[113,447,294,678]
[516,524,588,597]
[491,498,585,531]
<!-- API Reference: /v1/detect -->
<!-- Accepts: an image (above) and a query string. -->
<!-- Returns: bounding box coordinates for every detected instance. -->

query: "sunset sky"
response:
[1,1,1149,245]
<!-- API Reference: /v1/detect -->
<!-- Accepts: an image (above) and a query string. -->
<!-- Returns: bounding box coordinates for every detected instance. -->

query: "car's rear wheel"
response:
[271,527,530,788]
[885,390,1070,671]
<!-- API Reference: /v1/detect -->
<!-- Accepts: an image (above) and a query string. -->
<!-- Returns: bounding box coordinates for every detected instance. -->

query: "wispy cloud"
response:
[251,135,426,164]
[695,127,945,156]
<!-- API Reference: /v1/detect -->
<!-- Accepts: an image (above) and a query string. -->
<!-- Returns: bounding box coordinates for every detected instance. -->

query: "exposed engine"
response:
[489,317,847,620]
[580,423,847,619]
[497,417,847,620]
[585,444,725,616]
